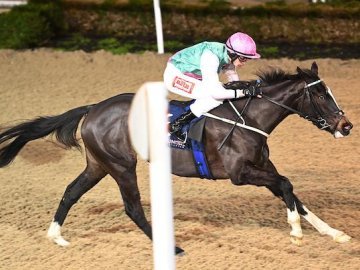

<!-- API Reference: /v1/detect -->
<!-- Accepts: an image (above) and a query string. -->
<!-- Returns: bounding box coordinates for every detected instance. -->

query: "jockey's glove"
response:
[224,80,262,98]
[243,86,262,97]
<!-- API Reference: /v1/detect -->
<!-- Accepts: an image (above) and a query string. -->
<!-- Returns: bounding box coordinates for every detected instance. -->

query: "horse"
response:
[0,62,353,254]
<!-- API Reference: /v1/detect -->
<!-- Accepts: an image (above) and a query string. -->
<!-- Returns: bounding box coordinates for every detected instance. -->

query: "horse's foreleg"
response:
[47,164,106,246]
[263,160,306,244]
[269,186,351,244]
[301,205,351,243]
[266,178,305,245]
[233,161,305,245]
[286,204,303,245]
[261,160,350,243]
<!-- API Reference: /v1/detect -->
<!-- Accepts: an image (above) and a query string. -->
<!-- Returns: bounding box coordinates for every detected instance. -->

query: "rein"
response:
[262,80,322,121]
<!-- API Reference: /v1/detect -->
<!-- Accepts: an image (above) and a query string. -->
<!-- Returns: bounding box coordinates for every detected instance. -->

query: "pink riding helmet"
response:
[226,32,261,59]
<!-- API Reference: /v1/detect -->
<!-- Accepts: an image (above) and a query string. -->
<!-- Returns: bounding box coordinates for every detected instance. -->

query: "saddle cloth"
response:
[169,100,214,179]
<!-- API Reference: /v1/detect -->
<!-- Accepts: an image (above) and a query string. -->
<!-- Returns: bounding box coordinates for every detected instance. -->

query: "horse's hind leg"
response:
[47,153,107,246]
[106,160,184,255]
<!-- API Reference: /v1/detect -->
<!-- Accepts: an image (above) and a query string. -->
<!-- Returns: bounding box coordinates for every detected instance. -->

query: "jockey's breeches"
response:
[164,62,234,117]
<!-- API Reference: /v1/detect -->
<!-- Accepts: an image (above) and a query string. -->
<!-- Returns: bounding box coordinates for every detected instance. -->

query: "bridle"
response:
[261,79,344,130]
[207,77,345,150]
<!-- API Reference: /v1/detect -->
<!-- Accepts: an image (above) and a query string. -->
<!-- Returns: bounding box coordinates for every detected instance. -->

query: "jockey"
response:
[164,32,261,141]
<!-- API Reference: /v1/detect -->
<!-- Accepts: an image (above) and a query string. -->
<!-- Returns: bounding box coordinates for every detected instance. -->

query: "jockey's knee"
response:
[190,98,222,116]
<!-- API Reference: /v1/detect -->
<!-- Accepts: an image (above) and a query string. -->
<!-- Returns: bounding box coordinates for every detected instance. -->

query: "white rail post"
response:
[128,82,175,270]
[0,1,27,7]
[153,0,164,54]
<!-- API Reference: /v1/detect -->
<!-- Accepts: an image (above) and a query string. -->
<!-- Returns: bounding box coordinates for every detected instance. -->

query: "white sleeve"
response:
[200,50,244,100]
[200,49,222,84]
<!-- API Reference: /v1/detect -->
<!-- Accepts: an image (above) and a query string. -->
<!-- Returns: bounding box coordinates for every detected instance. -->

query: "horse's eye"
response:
[319,95,325,100]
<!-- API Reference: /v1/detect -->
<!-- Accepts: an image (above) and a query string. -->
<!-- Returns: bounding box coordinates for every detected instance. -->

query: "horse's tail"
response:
[0,104,94,168]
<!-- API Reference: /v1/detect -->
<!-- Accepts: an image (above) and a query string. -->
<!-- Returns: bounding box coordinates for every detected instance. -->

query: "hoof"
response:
[175,246,185,256]
[290,235,303,246]
[47,235,70,247]
[333,232,351,243]
[47,221,70,247]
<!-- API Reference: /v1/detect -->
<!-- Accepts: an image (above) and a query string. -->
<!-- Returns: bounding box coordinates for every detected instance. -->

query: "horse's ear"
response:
[296,66,305,76]
[311,61,318,75]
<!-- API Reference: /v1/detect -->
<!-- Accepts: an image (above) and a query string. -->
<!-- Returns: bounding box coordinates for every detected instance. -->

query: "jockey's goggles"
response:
[228,52,250,63]
[237,56,249,63]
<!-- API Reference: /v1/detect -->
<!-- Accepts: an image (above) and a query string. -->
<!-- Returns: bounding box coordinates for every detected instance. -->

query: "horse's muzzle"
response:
[334,116,353,138]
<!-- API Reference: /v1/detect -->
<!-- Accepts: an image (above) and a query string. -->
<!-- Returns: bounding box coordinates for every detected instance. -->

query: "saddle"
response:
[169,100,214,179]
[168,80,260,179]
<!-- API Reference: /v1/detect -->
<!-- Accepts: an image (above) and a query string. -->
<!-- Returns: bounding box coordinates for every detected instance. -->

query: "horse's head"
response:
[295,62,353,138]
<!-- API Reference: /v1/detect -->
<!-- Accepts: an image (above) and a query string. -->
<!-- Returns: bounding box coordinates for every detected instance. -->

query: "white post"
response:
[153,0,164,54]
[148,83,175,269]
[128,82,175,270]
[0,1,27,7]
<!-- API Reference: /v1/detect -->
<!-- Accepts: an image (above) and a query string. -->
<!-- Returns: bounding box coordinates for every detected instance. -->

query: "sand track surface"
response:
[0,50,359,269]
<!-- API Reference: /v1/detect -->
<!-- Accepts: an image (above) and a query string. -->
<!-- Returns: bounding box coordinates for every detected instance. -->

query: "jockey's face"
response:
[233,56,249,68]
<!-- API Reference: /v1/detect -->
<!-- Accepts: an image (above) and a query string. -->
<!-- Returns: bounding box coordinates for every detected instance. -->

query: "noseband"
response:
[261,79,344,130]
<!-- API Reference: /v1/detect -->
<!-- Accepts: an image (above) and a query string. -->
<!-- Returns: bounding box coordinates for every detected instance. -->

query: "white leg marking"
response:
[287,205,303,246]
[302,206,351,243]
[47,221,70,247]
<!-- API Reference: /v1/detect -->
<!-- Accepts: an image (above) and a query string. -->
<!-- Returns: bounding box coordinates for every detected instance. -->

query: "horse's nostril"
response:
[344,124,352,131]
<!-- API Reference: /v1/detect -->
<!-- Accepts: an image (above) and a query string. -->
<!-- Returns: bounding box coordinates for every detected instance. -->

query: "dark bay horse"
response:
[0,62,353,254]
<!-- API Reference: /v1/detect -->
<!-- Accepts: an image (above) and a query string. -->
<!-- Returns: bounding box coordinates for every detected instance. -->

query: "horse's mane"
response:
[256,67,318,86]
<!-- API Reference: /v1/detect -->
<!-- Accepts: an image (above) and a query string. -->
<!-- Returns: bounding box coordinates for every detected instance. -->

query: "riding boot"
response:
[169,110,196,141]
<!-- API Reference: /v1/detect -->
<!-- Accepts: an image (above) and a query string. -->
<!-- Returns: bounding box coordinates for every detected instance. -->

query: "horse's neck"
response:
[231,80,301,135]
